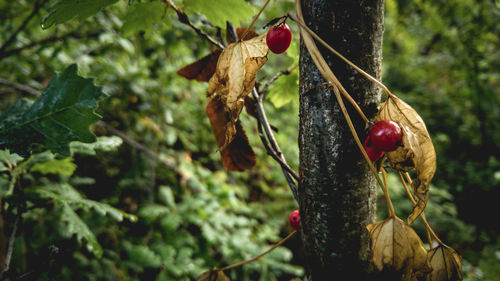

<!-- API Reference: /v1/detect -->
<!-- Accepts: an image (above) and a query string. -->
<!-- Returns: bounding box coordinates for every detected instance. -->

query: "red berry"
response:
[266,23,292,54]
[289,210,301,232]
[363,136,384,162]
[369,120,403,152]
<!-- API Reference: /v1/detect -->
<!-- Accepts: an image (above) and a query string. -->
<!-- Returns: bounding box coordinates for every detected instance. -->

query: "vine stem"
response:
[287,12,394,100]
[381,168,396,217]
[398,171,443,246]
[294,0,390,211]
[220,231,296,272]
[240,0,272,41]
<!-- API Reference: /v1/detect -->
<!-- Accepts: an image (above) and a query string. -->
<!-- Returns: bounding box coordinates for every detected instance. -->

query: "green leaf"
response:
[268,67,298,108]
[0,150,24,172]
[0,64,108,157]
[126,244,163,268]
[30,157,76,176]
[70,136,123,156]
[60,202,103,258]
[42,0,119,29]
[25,185,137,222]
[183,0,254,28]
[122,1,165,37]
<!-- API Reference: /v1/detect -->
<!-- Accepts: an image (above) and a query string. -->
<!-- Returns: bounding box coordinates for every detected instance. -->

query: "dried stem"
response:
[287,12,394,100]
[220,231,296,272]
[0,0,47,57]
[240,0,272,41]
[0,77,40,96]
[381,168,396,217]
[398,171,443,246]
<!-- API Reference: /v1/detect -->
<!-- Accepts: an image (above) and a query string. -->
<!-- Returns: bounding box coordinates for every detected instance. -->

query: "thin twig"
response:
[96,121,175,170]
[0,30,102,60]
[239,0,272,41]
[164,0,224,50]
[0,205,23,280]
[0,0,47,57]
[0,78,41,96]
[252,88,299,202]
[398,171,443,246]
[259,64,297,102]
[220,231,296,272]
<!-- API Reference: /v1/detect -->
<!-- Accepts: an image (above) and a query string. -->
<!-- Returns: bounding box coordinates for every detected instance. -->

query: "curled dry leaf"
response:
[427,245,463,281]
[377,96,436,224]
[177,50,222,82]
[367,216,431,278]
[207,34,268,147]
[197,268,231,281]
[206,95,256,171]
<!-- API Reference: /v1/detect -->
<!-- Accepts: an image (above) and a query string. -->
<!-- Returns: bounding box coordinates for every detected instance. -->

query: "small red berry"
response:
[363,136,384,162]
[289,209,301,232]
[369,120,403,152]
[266,23,292,54]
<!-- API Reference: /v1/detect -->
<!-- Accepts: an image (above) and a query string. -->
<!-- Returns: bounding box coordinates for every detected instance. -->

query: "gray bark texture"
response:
[298,0,384,280]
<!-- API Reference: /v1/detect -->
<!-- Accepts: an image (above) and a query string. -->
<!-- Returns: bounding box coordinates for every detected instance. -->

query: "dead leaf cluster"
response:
[377,96,437,224]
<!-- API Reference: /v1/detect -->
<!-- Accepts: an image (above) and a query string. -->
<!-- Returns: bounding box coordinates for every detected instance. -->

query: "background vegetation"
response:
[0,0,498,280]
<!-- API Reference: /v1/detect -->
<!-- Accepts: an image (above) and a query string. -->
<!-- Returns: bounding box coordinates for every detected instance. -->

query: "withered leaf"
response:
[427,245,463,281]
[177,50,222,82]
[197,268,219,281]
[206,96,256,171]
[207,34,268,147]
[377,96,436,224]
[367,216,431,277]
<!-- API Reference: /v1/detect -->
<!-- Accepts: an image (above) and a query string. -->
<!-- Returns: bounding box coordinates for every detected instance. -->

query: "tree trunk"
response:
[298,0,384,280]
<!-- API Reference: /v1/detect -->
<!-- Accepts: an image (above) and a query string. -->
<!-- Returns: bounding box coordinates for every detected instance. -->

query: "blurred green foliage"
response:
[0,0,498,280]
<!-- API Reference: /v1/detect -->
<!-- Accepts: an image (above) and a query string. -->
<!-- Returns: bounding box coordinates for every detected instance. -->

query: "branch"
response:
[0,78,40,96]
[0,30,103,60]
[0,0,48,57]
[164,0,225,50]
[259,64,297,102]
[164,0,300,202]
[95,121,175,170]
[0,212,20,281]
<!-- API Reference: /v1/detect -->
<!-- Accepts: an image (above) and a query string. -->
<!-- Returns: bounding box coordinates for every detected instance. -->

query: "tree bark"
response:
[298,0,384,280]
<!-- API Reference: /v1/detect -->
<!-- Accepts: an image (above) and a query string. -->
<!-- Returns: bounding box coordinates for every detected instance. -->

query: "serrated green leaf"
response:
[60,202,103,258]
[126,244,163,268]
[183,0,254,28]
[25,185,137,222]
[0,64,108,157]
[122,2,165,37]
[30,157,76,176]
[0,150,24,172]
[268,67,298,108]
[70,136,123,156]
[138,204,171,223]
[41,0,119,29]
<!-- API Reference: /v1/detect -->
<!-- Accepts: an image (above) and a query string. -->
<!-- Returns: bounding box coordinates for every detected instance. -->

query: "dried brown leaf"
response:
[367,217,431,276]
[177,50,222,82]
[427,245,463,281]
[377,96,436,224]
[207,34,268,146]
[197,268,219,281]
[206,96,256,171]
[217,271,231,281]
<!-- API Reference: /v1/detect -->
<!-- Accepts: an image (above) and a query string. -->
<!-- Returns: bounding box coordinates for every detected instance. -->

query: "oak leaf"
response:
[377,96,436,224]
[207,34,268,147]
[206,96,256,171]
[427,245,463,281]
[197,268,231,281]
[367,216,431,278]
